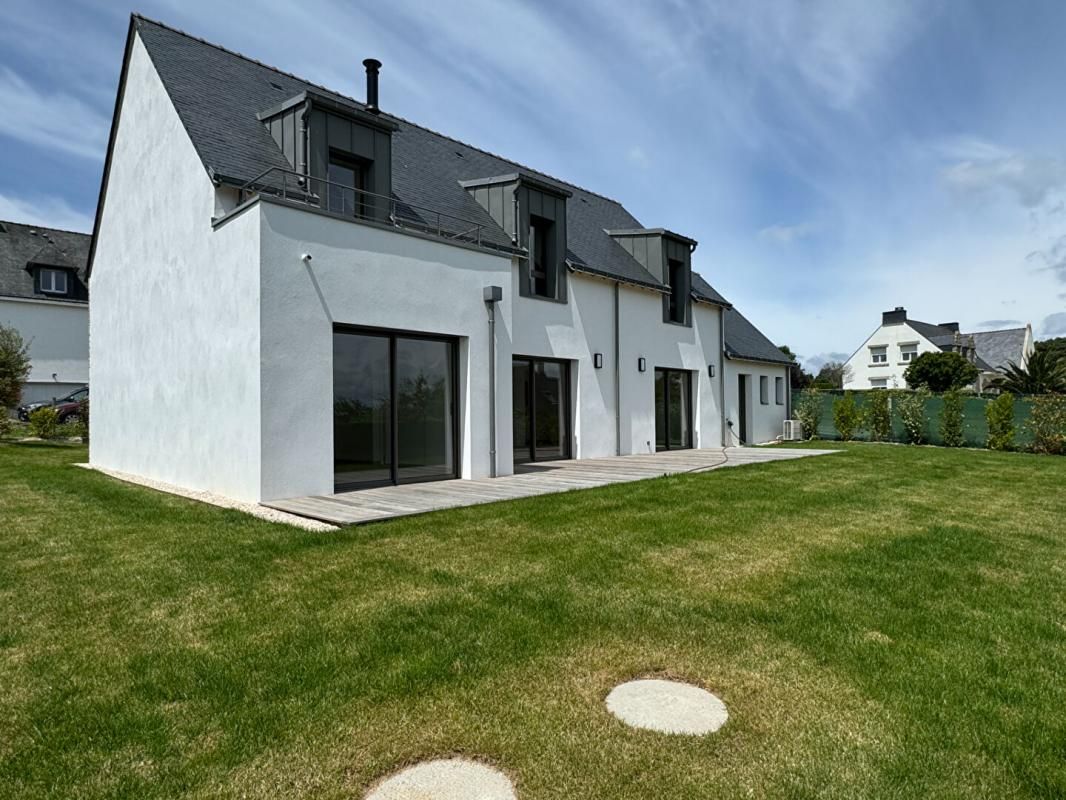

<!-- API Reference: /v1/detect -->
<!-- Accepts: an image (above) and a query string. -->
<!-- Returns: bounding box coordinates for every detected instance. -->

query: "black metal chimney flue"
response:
[363,58,381,114]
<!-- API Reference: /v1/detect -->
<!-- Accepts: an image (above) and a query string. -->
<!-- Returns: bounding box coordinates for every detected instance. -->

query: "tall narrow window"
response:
[327,152,367,218]
[38,268,68,295]
[760,375,769,405]
[775,376,785,405]
[667,258,687,323]
[529,215,554,298]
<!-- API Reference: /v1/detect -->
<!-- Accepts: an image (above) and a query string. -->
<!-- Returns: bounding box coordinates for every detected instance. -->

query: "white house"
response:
[843,306,1035,391]
[722,309,792,444]
[0,220,90,406]
[89,15,787,503]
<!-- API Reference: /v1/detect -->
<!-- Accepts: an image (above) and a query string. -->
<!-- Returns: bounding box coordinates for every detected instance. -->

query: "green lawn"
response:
[2,441,1065,799]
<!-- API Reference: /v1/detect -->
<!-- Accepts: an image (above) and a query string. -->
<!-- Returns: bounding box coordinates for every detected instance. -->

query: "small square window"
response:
[760,375,769,405]
[775,376,785,405]
[39,268,68,295]
[870,345,888,365]
[900,343,918,362]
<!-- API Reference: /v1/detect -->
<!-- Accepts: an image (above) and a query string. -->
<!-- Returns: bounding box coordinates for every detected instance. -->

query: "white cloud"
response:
[975,319,1022,329]
[1026,233,1066,284]
[759,221,817,244]
[0,192,93,232]
[943,153,1066,209]
[1042,311,1066,337]
[0,67,108,161]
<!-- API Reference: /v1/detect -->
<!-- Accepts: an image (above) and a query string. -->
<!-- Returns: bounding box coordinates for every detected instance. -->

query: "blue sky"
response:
[2,0,1065,366]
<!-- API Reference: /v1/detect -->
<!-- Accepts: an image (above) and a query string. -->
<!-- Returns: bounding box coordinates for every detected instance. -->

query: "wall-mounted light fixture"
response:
[638,357,646,372]
[594,353,603,369]
[708,364,715,377]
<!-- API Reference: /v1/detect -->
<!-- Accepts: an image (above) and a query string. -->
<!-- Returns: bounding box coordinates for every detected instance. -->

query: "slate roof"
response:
[130,16,712,296]
[969,328,1029,371]
[691,272,730,307]
[0,220,90,303]
[723,307,792,365]
[905,317,1024,372]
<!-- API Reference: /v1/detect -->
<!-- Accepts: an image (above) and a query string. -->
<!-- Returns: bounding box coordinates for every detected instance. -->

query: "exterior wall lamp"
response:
[638,357,646,372]
[594,353,603,369]
[708,364,715,378]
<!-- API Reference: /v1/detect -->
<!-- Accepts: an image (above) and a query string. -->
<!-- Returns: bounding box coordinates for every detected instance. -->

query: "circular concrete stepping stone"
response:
[365,758,517,800]
[606,678,728,735]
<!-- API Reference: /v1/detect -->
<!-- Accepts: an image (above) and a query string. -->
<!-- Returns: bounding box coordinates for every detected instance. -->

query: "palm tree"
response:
[992,350,1066,394]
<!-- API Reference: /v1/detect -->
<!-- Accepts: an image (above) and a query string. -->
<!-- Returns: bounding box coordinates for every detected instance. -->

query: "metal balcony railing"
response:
[236,167,488,248]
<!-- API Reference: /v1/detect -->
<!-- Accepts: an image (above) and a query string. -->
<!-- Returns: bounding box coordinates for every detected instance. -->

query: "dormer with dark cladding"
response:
[462,173,571,302]
[258,90,397,223]
[607,229,696,326]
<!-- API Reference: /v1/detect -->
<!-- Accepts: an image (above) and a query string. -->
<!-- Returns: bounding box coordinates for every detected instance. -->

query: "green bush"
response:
[0,412,11,439]
[864,390,892,442]
[0,323,31,411]
[904,351,979,392]
[896,390,928,444]
[1027,395,1066,455]
[28,406,60,439]
[794,388,822,440]
[832,392,862,440]
[58,418,86,441]
[939,390,965,448]
[986,393,1015,451]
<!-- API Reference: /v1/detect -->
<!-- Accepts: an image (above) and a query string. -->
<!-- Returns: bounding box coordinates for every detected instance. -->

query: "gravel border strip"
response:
[75,463,338,532]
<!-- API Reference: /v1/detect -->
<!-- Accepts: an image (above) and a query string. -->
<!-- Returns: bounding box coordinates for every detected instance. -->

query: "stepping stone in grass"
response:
[606,678,728,735]
[365,758,516,800]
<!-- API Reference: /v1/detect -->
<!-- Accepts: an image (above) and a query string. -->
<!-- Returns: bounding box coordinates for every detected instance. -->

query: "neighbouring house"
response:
[89,15,787,503]
[722,308,792,444]
[0,220,90,406]
[843,306,1035,392]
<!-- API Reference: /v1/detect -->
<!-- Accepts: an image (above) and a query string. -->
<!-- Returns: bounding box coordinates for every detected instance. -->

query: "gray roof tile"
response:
[0,221,90,302]
[724,307,791,365]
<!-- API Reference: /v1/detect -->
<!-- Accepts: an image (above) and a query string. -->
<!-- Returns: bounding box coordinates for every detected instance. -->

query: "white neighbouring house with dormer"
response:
[843,306,1035,392]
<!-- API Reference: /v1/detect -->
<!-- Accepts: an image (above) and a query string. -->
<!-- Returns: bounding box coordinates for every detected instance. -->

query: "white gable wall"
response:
[843,322,940,390]
[90,34,263,500]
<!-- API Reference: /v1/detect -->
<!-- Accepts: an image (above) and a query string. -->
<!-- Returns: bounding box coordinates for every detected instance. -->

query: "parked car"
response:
[17,386,88,423]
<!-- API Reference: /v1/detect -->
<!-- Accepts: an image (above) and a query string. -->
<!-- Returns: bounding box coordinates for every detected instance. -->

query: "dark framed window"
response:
[529,215,554,298]
[760,375,769,405]
[333,326,458,490]
[775,376,785,405]
[667,258,687,324]
[38,268,68,296]
[654,368,693,450]
[326,150,368,218]
[512,356,570,463]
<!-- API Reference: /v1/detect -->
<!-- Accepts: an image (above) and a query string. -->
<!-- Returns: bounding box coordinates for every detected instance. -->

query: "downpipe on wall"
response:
[484,285,503,478]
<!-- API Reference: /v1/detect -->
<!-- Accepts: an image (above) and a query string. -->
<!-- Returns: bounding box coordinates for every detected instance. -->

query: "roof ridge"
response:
[967,327,1027,334]
[131,13,628,208]
[0,219,89,237]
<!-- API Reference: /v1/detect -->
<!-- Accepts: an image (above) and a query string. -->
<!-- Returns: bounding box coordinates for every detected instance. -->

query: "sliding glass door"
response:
[334,328,457,490]
[654,368,692,451]
[512,357,570,463]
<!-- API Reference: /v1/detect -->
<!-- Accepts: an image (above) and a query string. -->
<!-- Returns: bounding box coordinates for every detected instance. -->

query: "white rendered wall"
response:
[256,200,514,501]
[510,273,723,458]
[843,322,940,390]
[89,34,263,500]
[724,360,789,445]
[0,296,88,404]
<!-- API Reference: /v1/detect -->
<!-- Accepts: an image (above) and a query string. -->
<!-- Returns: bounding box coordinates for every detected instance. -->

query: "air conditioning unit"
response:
[783,420,803,441]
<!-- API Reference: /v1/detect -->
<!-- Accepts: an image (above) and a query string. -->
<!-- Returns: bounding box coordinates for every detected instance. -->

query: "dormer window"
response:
[529,215,555,298]
[327,151,368,218]
[38,268,68,296]
[667,257,687,324]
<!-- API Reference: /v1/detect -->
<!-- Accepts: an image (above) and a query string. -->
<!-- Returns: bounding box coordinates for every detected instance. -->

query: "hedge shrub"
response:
[986,392,1015,451]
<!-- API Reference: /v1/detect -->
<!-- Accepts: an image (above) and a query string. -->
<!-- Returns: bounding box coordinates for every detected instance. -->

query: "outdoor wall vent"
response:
[363,58,382,114]
[708,363,715,377]
[594,353,603,369]
[638,357,646,372]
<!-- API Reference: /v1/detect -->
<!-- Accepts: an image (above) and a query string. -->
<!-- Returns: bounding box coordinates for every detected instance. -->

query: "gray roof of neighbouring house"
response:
[128,16,730,302]
[723,308,792,365]
[0,220,90,302]
[906,317,1024,372]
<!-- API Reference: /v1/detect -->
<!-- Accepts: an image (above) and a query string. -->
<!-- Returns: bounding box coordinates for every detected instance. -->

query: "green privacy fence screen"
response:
[793,391,1035,449]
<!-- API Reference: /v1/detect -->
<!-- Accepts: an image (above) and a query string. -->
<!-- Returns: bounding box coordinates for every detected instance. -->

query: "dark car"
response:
[17,385,88,422]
